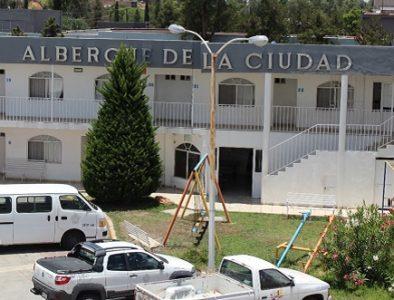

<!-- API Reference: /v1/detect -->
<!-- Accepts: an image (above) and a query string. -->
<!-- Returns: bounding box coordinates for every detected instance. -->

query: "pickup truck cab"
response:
[31,239,195,300]
[135,254,331,300]
[220,255,331,300]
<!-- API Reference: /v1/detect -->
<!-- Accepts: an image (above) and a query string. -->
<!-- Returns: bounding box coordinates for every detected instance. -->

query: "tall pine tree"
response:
[82,45,162,204]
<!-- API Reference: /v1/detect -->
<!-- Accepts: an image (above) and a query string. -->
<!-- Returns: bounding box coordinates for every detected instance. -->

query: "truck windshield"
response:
[219,259,253,287]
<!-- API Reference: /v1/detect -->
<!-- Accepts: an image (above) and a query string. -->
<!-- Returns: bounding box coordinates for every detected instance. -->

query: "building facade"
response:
[0,31,393,208]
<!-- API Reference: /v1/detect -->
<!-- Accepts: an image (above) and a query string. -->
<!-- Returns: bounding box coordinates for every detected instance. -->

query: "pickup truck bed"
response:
[135,273,254,300]
[36,257,93,274]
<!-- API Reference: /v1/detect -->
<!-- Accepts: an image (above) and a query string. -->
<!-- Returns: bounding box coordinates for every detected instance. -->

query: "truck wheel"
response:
[77,293,100,300]
[61,231,85,250]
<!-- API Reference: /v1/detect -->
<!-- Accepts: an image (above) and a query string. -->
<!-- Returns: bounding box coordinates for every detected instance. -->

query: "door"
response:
[0,196,13,245]
[13,195,56,244]
[126,251,168,290]
[105,253,131,298]
[55,194,98,242]
[257,269,294,300]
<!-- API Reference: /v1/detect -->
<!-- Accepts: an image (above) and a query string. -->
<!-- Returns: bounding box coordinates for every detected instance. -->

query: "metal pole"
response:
[382,161,387,216]
[208,53,217,272]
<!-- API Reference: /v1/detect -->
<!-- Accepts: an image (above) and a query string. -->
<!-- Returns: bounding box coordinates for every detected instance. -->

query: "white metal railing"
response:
[0,96,392,134]
[268,124,339,174]
[268,116,394,174]
[0,96,101,123]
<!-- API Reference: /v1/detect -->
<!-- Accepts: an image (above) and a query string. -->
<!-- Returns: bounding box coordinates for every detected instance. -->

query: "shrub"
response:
[321,204,394,289]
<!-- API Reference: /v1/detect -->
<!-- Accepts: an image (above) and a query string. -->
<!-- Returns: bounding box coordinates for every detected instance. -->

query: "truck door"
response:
[257,269,293,300]
[105,253,132,298]
[0,196,13,245]
[126,252,168,290]
[55,194,98,242]
[13,195,55,244]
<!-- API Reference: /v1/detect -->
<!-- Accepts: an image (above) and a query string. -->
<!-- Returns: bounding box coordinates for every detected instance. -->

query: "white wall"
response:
[4,128,86,181]
[263,150,377,208]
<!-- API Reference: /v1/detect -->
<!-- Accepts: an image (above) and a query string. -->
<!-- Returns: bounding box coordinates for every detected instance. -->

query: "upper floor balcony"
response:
[0,96,392,132]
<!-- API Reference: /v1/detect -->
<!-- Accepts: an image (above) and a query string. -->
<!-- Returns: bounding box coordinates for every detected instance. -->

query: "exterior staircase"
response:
[268,116,394,175]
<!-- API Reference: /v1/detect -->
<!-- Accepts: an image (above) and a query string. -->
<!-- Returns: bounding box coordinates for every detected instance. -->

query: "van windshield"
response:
[78,192,98,210]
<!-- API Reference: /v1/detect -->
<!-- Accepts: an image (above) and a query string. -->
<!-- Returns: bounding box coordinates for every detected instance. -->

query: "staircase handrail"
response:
[268,116,394,175]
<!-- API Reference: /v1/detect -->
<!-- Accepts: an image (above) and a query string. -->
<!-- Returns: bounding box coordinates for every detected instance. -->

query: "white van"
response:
[0,184,108,249]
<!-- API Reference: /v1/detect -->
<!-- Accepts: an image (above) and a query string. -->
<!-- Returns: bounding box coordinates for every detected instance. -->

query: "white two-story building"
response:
[0,30,393,208]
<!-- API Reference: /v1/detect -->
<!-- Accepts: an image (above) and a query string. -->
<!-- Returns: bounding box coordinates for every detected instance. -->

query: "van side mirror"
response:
[159,261,165,270]
[289,279,295,287]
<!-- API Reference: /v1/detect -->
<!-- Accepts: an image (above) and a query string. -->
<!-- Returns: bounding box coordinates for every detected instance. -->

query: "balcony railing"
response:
[0,96,101,123]
[0,97,392,132]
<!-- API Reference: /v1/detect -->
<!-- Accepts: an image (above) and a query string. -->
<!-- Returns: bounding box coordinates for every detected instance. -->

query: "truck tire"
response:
[61,230,85,250]
[303,295,323,300]
[77,293,100,300]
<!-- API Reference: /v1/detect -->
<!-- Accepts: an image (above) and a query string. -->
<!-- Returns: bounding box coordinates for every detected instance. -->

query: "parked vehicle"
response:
[31,239,196,300]
[135,254,331,300]
[0,184,108,249]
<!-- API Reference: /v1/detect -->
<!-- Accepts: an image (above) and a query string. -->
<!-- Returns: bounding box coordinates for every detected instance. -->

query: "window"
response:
[29,71,63,99]
[95,74,110,100]
[219,259,253,287]
[372,82,393,111]
[275,78,286,84]
[28,135,62,163]
[165,74,176,80]
[0,197,11,214]
[259,269,292,290]
[16,196,52,213]
[180,75,191,81]
[127,252,161,271]
[174,143,200,179]
[219,78,255,105]
[60,195,90,211]
[316,81,354,109]
[107,254,127,271]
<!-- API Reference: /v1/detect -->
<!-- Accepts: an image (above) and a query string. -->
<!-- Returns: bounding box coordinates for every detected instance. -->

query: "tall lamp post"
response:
[169,24,268,271]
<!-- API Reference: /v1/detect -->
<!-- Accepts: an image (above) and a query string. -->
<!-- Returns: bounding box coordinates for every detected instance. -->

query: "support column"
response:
[337,74,348,207]
[261,73,273,203]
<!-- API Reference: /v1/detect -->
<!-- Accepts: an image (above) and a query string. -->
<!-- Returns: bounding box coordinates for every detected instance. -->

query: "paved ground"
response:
[0,244,67,300]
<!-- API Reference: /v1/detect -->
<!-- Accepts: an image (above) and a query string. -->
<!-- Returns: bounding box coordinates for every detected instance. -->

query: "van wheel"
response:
[78,293,100,300]
[61,231,85,250]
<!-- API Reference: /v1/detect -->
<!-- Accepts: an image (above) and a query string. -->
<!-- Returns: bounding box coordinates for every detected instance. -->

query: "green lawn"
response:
[105,203,392,300]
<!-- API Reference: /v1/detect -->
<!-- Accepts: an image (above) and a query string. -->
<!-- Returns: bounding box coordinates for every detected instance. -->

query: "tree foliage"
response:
[41,17,62,37]
[11,25,25,36]
[357,16,394,45]
[321,205,394,289]
[82,45,162,204]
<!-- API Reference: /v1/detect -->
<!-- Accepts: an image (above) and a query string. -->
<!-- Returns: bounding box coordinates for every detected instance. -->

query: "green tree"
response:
[156,0,180,29]
[52,0,62,10]
[23,0,28,9]
[357,16,393,45]
[246,0,287,42]
[82,45,162,204]
[134,8,142,23]
[61,0,91,19]
[90,0,104,28]
[11,25,25,36]
[114,1,120,22]
[41,17,62,37]
[342,7,362,36]
[144,0,150,24]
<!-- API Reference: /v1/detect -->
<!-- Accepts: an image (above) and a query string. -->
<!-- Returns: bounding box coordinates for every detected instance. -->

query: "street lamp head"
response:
[168,24,186,34]
[248,35,269,47]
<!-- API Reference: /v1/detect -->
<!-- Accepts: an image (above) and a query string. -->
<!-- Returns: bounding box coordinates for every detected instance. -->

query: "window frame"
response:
[316,80,354,109]
[28,135,62,163]
[174,143,200,179]
[29,71,64,99]
[218,78,255,106]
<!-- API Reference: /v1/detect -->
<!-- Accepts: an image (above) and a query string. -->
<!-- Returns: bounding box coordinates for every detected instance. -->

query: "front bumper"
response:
[31,277,72,300]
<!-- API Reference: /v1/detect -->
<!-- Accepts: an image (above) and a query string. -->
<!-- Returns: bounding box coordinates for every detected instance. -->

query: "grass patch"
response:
[105,203,393,299]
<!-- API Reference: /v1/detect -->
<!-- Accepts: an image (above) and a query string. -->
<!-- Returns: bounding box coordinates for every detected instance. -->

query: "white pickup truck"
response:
[135,254,331,300]
[31,240,195,300]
